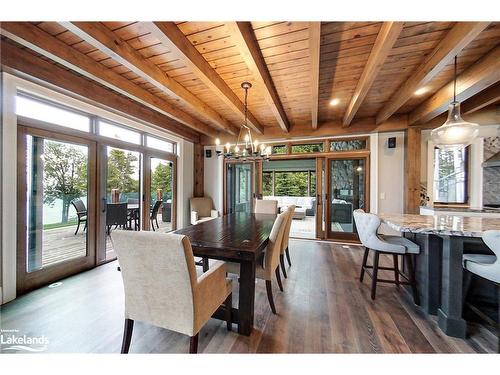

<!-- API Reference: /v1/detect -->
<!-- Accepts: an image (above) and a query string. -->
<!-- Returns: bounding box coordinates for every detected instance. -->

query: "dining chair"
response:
[71,198,87,235]
[353,209,420,303]
[279,205,296,279]
[226,210,289,314]
[106,202,128,234]
[254,199,278,214]
[111,231,233,354]
[150,200,163,231]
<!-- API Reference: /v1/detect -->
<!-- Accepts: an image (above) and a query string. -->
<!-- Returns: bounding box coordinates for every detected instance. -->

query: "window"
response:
[433,147,469,204]
[272,145,287,154]
[266,171,316,197]
[146,136,174,153]
[291,143,323,153]
[16,95,90,132]
[330,139,367,151]
[262,171,273,196]
[99,120,141,145]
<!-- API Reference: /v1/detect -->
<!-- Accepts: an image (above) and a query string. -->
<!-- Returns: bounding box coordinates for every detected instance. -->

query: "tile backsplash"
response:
[483,136,500,205]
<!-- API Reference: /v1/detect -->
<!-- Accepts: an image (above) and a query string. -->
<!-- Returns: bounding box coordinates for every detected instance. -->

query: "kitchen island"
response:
[379,213,500,338]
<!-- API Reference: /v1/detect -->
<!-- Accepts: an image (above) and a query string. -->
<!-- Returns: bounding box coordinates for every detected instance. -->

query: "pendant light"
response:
[430,56,479,149]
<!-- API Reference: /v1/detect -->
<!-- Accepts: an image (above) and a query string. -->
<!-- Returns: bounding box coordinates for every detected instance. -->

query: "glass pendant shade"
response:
[430,101,479,149]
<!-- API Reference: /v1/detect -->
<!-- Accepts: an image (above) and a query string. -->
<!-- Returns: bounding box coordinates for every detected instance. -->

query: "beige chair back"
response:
[111,231,198,336]
[254,199,278,214]
[263,210,289,279]
[190,197,213,218]
[281,205,296,254]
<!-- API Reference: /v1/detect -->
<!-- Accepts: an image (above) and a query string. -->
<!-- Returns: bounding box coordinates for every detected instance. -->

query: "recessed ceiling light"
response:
[329,98,340,106]
[414,87,428,96]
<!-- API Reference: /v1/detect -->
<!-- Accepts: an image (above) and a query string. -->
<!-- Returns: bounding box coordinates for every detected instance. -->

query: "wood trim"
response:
[409,45,500,125]
[0,40,201,143]
[222,160,256,215]
[0,23,218,137]
[145,22,264,134]
[309,22,321,129]
[376,22,490,124]
[342,22,404,127]
[462,82,500,115]
[315,157,324,239]
[193,144,204,197]
[226,22,290,133]
[404,127,421,214]
[62,22,238,136]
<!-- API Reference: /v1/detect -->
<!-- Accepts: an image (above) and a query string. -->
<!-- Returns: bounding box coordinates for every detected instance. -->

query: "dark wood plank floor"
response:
[0,240,496,353]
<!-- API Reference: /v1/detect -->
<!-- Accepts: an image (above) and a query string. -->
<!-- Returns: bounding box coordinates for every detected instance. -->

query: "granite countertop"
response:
[421,206,500,214]
[379,213,500,237]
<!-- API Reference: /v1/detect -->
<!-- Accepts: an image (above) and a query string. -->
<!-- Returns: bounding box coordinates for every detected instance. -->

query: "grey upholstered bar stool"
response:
[353,209,420,303]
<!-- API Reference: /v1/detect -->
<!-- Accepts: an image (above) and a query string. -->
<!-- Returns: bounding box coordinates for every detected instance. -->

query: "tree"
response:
[151,162,172,200]
[107,149,139,194]
[42,140,87,223]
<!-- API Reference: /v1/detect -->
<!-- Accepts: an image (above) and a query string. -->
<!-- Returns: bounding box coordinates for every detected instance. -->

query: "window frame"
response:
[433,145,470,205]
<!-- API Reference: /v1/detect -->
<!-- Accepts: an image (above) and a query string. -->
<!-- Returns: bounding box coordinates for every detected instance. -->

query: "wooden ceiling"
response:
[1,21,499,141]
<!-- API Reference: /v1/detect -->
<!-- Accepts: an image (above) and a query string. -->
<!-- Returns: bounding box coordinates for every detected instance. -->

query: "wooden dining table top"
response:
[174,212,277,262]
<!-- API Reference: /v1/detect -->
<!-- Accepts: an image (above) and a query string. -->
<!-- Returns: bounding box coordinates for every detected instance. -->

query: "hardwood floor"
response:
[0,240,496,353]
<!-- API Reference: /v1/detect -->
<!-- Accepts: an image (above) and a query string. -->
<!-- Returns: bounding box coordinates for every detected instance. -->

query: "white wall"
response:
[177,140,194,228]
[203,146,223,213]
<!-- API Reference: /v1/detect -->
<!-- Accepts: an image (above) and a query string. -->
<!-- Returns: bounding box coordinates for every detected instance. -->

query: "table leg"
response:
[437,236,467,338]
[238,259,256,336]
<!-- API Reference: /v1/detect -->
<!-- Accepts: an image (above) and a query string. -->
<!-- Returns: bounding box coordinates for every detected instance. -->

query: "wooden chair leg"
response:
[120,318,134,354]
[360,247,369,282]
[224,293,232,331]
[189,333,199,354]
[285,246,292,267]
[202,257,209,272]
[275,267,284,292]
[280,254,287,279]
[406,254,420,305]
[371,251,380,300]
[266,280,277,314]
[393,254,400,287]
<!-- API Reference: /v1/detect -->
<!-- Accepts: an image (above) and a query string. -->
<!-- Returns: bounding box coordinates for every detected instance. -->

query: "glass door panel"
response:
[327,157,367,240]
[104,146,142,261]
[226,162,253,214]
[149,157,174,232]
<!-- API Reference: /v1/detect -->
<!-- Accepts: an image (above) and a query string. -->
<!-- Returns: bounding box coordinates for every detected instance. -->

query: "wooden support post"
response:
[193,144,204,198]
[404,127,421,214]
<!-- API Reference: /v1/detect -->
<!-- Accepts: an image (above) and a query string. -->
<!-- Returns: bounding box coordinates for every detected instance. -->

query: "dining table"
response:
[379,213,500,338]
[174,212,277,336]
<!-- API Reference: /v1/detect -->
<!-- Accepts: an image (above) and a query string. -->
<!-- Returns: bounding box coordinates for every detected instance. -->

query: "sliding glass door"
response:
[225,162,254,214]
[17,127,97,294]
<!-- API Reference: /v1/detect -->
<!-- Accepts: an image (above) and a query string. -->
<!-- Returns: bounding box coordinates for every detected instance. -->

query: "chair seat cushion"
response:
[194,216,217,225]
[379,235,420,254]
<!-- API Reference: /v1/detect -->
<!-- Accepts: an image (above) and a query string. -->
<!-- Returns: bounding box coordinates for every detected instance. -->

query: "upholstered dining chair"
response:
[226,210,289,314]
[111,231,232,354]
[353,209,420,302]
[254,199,278,214]
[280,205,296,279]
[190,197,219,225]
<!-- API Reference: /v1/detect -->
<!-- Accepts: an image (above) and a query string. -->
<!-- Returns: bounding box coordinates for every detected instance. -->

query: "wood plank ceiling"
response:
[1,21,499,141]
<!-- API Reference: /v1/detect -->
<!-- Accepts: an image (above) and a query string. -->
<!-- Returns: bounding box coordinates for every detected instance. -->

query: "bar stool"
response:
[353,209,420,303]
[462,230,499,351]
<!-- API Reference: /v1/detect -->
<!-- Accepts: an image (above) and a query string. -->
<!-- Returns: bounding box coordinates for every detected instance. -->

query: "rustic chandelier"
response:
[430,56,479,149]
[215,82,271,161]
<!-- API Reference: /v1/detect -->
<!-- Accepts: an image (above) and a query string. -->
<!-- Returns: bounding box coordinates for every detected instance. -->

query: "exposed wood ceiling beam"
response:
[0,41,201,142]
[342,22,404,127]
[61,21,239,136]
[0,22,219,137]
[462,82,500,115]
[409,45,500,125]
[309,22,321,129]
[144,22,265,135]
[376,22,490,124]
[225,22,289,133]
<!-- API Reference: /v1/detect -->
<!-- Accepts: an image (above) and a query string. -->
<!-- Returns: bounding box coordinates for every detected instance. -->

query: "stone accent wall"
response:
[483,136,500,205]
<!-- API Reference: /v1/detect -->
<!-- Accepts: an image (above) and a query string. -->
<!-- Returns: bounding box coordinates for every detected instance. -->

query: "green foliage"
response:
[263,171,316,197]
[330,140,366,151]
[151,161,172,200]
[107,149,139,194]
[291,143,323,153]
[262,172,273,196]
[272,145,286,154]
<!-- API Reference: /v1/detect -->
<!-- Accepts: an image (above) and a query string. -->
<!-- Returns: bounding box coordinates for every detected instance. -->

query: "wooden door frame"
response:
[325,152,370,242]
[222,160,256,215]
[16,125,98,295]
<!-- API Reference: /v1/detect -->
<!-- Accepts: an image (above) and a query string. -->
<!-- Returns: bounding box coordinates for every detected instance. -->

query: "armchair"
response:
[190,197,219,225]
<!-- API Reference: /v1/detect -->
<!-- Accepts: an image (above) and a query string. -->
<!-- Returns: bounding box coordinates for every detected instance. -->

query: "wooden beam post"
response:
[342,22,403,127]
[376,22,490,124]
[462,82,500,115]
[409,45,500,125]
[193,144,205,198]
[144,22,264,134]
[404,127,421,214]
[309,22,321,130]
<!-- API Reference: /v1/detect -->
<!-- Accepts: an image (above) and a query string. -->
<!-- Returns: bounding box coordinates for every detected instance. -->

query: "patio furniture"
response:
[331,201,353,224]
[280,205,296,279]
[106,202,128,235]
[71,198,87,235]
[264,196,314,217]
[190,197,219,225]
[150,200,163,231]
[162,200,172,223]
[226,210,290,315]
[110,231,233,354]
[254,199,278,214]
